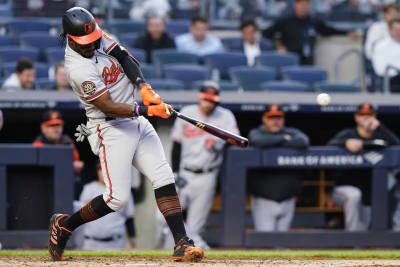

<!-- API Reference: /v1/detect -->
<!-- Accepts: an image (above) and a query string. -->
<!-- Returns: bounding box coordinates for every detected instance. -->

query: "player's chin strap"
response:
[74,124,92,142]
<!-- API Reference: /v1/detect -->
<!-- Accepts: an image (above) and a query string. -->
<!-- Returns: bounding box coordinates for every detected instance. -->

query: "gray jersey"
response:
[64,33,136,119]
[171,105,238,171]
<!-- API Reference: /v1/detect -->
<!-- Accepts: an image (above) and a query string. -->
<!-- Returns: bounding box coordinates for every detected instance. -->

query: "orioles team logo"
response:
[102,59,121,86]
[84,22,93,34]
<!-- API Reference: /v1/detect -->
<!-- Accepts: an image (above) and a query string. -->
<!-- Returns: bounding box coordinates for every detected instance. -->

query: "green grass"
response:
[1,250,400,259]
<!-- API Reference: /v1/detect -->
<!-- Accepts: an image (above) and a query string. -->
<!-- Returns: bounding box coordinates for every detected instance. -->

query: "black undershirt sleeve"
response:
[109,44,146,86]
[125,217,136,237]
[171,141,182,173]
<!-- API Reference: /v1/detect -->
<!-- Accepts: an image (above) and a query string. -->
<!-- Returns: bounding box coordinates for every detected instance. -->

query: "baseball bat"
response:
[171,109,248,148]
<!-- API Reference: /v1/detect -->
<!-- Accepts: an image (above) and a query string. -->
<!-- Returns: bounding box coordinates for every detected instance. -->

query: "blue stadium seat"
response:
[35,78,56,90]
[7,20,51,35]
[147,78,185,90]
[255,52,299,78]
[118,32,139,47]
[2,62,50,79]
[108,21,146,35]
[126,47,146,63]
[0,46,39,63]
[19,32,59,50]
[45,47,64,65]
[204,52,247,80]
[164,64,210,89]
[191,80,239,91]
[281,66,327,86]
[314,81,361,93]
[220,37,242,51]
[0,35,14,46]
[152,49,199,76]
[140,64,158,79]
[166,19,190,36]
[261,80,309,92]
[229,66,276,91]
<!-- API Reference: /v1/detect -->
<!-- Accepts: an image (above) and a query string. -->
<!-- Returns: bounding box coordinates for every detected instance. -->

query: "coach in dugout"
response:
[262,0,353,65]
[328,102,400,231]
[247,104,309,231]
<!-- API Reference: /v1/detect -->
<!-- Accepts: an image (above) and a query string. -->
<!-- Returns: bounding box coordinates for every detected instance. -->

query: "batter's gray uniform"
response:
[79,181,135,250]
[65,33,174,212]
[170,105,238,249]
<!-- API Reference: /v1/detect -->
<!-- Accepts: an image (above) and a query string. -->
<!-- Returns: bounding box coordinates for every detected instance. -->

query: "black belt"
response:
[84,235,122,242]
[184,166,218,174]
[105,117,116,121]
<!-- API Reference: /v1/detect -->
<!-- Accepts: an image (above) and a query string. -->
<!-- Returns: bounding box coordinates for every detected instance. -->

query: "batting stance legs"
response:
[49,118,202,261]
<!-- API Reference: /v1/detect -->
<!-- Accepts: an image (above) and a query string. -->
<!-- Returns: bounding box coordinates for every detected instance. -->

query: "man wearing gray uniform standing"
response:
[170,81,239,250]
[248,104,309,231]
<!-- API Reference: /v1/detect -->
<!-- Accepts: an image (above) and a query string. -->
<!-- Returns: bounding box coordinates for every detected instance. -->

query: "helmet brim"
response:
[68,26,103,45]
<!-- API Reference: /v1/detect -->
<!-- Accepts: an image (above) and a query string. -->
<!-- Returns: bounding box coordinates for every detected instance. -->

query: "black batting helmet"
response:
[62,7,102,45]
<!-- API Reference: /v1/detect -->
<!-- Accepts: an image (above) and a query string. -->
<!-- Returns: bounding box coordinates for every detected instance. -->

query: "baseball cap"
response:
[41,110,64,126]
[263,104,285,118]
[198,81,220,103]
[356,102,376,115]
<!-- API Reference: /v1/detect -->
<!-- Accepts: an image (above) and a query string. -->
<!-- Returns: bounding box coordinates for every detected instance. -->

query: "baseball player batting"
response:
[48,7,203,262]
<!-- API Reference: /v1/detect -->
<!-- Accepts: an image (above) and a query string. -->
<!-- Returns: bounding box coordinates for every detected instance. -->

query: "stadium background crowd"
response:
[1,0,400,250]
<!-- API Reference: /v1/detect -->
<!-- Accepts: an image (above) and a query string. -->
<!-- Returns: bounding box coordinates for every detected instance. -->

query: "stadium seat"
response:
[45,47,65,65]
[204,52,247,80]
[0,46,39,63]
[229,66,276,91]
[35,78,56,90]
[19,32,59,50]
[281,66,327,86]
[0,35,14,46]
[118,32,139,47]
[220,37,242,51]
[126,48,146,63]
[147,78,185,90]
[108,21,146,35]
[166,19,190,36]
[314,81,361,93]
[7,20,51,36]
[255,52,299,78]
[261,80,309,92]
[2,62,50,79]
[152,49,199,77]
[191,80,239,91]
[140,64,158,79]
[164,64,210,89]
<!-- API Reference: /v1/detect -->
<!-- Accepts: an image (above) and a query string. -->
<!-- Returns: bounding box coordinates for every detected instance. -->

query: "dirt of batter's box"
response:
[1,257,400,267]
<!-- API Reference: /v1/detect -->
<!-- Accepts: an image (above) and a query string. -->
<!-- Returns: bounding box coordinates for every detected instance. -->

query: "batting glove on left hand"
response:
[74,123,92,142]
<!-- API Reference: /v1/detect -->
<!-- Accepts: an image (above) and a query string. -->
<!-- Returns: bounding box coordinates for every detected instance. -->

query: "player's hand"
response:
[174,173,187,189]
[74,123,92,142]
[364,117,380,132]
[73,160,84,174]
[139,83,162,106]
[147,103,172,119]
[345,138,363,153]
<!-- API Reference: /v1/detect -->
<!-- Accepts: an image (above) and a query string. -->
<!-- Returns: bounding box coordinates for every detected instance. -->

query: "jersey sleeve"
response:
[123,194,135,218]
[170,115,184,143]
[101,32,118,55]
[69,65,108,102]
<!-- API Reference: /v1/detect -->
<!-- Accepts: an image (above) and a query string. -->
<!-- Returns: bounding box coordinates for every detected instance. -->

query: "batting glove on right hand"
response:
[74,123,92,142]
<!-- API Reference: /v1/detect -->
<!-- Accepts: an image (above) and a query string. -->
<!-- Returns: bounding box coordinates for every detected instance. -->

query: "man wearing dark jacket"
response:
[133,16,176,63]
[328,102,400,231]
[262,0,350,65]
[248,104,309,231]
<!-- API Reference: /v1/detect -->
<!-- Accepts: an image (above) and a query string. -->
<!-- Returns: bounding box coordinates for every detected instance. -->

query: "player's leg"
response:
[49,121,139,261]
[333,185,363,231]
[276,197,296,232]
[132,117,203,262]
[184,170,217,250]
[250,196,279,231]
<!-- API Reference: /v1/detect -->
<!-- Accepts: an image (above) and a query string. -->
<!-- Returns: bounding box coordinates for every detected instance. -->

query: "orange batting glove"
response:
[139,83,162,106]
[147,103,172,119]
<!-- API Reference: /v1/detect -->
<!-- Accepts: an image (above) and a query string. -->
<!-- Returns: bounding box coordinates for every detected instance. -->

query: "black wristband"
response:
[138,106,148,116]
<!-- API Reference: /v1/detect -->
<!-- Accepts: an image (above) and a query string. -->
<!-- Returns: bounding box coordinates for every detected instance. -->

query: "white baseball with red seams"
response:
[64,33,174,211]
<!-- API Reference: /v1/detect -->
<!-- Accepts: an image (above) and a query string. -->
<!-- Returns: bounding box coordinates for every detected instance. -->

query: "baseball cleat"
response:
[173,236,204,262]
[48,213,72,261]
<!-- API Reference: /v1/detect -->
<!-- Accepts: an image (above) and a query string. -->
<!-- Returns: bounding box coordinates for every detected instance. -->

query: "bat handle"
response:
[170,109,179,118]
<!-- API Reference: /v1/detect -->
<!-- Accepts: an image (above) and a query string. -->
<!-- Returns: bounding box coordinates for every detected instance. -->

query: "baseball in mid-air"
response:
[316,93,331,106]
